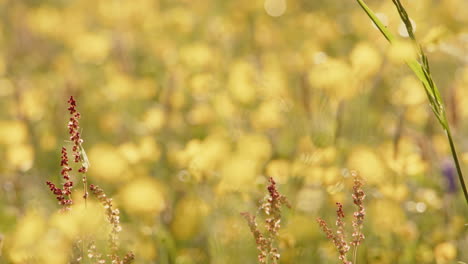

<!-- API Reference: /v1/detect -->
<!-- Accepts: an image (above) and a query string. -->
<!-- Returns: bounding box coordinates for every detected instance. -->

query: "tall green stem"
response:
[354,0,468,206]
[353,246,358,264]
[446,128,468,203]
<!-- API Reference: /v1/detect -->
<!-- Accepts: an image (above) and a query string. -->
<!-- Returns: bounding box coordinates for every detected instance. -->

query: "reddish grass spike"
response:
[351,173,366,246]
[317,218,334,240]
[46,96,91,209]
[336,202,345,218]
[242,177,289,264]
[89,184,122,259]
[67,96,77,114]
[335,202,350,264]
[46,144,74,209]
[122,252,135,264]
[45,97,134,263]
[317,171,366,264]
[66,96,84,163]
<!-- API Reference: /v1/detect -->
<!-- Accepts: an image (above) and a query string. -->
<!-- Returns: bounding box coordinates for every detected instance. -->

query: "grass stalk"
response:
[353,246,358,264]
[355,0,468,205]
[446,128,468,202]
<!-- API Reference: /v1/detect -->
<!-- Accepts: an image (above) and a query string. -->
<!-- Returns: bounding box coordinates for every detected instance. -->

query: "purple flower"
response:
[441,158,457,193]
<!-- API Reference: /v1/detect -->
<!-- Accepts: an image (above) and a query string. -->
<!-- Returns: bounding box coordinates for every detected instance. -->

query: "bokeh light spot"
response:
[264,0,287,17]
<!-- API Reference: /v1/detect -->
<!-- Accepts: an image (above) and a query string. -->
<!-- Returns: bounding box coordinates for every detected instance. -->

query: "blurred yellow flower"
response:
[347,147,385,185]
[0,53,5,76]
[213,93,237,119]
[162,7,194,34]
[142,107,166,132]
[35,231,69,264]
[7,144,34,172]
[135,78,158,99]
[39,131,57,151]
[296,136,315,156]
[295,188,324,213]
[8,211,46,263]
[260,62,288,99]
[308,58,358,100]
[322,166,340,185]
[210,215,249,245]
[310,147,337,165]
[173,136,230,181]
[396,221,419,241]
[432,134,450,155]
[381,137,427,176]
[350,42,382,79]
[27,7,62,38]
[104,74,134,100]
[171,196,210,240]
[379,184,408,201]
[118,142,141,164]
[434,242,457,264]
[119,177,166,215]
[387,40,418,64]
[416,245,434,263]
[0,78,14,97]
[266,159,290,183]
[237,133,272,162]
[175,248,206,264]
[49,202,107,240]
[405,105,429,126]
[0,121,28,145]
[391,75,426,106]
[88,144,130,182]
[134,239,158,261]
[218,155,259,192]
[19,88,46,121]
[228,60,257,104]
[283,213,318,242]
[138,136,162,162]
[187,103,215,125]
[99,112,122,132]
[368,200,406,235]
[169,90,187,110]
[190,73,215,99]
[72,31,111,63]
[251,99,285,130]
[303,166,324,185]
[180,43,213,69]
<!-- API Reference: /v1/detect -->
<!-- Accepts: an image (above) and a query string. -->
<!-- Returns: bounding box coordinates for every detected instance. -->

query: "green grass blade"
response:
[355,0,395,43]
[355,0,468,205]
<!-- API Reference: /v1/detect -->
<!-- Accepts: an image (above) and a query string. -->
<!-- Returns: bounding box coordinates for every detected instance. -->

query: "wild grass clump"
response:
[241,177,290,264]
[46,96,134,264]
[317,171,365,264]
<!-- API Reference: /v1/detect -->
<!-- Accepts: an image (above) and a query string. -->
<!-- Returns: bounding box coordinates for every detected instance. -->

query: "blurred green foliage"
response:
[0,0,467,263]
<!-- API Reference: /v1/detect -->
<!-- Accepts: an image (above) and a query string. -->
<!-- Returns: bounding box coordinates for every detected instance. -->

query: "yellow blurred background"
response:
[0,0,467,263]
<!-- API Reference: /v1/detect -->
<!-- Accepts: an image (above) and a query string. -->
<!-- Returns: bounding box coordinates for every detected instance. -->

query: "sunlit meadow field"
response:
[0,0,467,263]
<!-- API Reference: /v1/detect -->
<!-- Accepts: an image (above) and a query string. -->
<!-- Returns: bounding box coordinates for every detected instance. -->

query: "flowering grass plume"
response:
[45,96,134,263]
[46,96,88,210]
[317,171,366,264]
[89,184,135,264]
[242,177,290,264]
[67,96,90,201]
[46,146,74,209]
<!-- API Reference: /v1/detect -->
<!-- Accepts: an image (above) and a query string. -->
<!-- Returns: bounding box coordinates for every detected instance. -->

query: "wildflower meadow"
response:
[0,0,467,263]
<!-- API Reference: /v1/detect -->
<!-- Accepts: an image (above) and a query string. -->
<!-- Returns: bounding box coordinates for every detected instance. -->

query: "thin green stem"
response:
[445,128,468,204]
[353,246,358,264]
[354,0,468,206]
